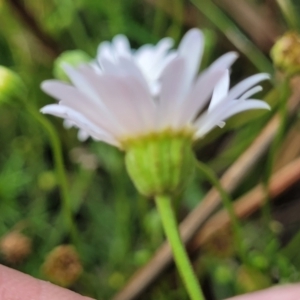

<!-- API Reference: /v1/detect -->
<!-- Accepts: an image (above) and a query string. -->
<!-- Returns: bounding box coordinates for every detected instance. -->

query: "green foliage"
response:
[0,0,300,299]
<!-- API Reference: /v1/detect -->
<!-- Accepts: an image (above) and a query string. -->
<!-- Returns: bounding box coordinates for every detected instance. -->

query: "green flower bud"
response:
[249,251,269,271]
[53,50,92,82]
[236,266,271,294]
[0,66,25,102]
[108,272,125,290]
[124,131,195,197]
[271,31,300,76]
[213,264,234,285]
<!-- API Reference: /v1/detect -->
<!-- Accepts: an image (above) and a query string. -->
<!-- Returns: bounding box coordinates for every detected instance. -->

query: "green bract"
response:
[124,131,195,197]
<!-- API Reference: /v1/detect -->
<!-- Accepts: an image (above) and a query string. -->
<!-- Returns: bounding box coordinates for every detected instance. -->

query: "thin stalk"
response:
[153,0,167,37]
[155,194,205,300]
[8,0,60,56]
[26,103,78,245]
[262,78,290,246]
[169,0,184,42]
[191,0,273,74]
[196,161,248,264]
[276,0,300,30]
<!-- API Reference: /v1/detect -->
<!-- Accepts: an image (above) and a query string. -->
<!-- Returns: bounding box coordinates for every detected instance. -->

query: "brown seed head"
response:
[42,245,82,287]
[0,231,32,264]
[271,32,300,76]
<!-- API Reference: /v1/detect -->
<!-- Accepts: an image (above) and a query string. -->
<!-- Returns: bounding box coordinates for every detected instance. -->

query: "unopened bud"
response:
[271,32,300,75]
[38,171,57,191]
[213,264,234,285]
[54,50,92,82]
[0,231,31,264]
[0,66,25,102]
[236,266,271,293]
[42,245,82,287]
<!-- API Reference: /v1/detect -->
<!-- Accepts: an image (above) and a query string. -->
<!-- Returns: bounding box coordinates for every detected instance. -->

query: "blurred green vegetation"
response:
[1,0,300,299]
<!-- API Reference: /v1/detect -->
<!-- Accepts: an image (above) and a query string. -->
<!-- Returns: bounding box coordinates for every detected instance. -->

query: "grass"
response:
[0,0,300,299]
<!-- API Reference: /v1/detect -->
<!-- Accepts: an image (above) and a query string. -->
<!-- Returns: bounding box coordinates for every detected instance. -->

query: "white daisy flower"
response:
[41,29,269,148]
[40,28,270,196]
[63,33,178,140]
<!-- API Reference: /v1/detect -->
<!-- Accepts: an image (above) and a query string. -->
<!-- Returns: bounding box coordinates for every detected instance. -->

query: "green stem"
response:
[276,0,300,30]
[26,104,78,245]
[262,78,290,248]
[153,0,166,37]
[155,194,205,300]
[191,0,273,74]
[196,161,248,264]
[170,0,184,42]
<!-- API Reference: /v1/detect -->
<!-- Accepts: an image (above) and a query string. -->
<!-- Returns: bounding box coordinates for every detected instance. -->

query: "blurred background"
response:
[1,0,300,299]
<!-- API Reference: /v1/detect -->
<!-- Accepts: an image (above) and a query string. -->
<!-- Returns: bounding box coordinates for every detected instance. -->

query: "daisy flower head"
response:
[41,28,270,196]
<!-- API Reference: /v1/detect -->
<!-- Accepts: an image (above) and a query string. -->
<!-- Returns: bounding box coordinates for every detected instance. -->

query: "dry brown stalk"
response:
[6,0,61,57]
[190,156,300,251]
[274,119,300,171]
[146,0,199,27]
[214,0,279,51]
[113,79,300,300]
[147,0,279,51]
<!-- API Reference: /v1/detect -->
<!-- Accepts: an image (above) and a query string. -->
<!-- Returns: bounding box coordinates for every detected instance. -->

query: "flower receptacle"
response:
[124,131,195,197]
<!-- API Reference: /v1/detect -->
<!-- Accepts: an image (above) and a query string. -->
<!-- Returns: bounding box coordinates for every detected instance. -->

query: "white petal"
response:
[63,119,90,141]
[209,70,230,111]
[226,73,270,101]
[178,29,204,89]
[76,67,155,129]
[156,57,187,129]
[148,51,177,81]
[112,34,131,58]
[63,65,103,105]
[63,119,74,129]
[41,104,68,116]
[77,129,90,141]
[41,78,123,137]
[218,121,226,128]
[239,85,263,100]
[195,99,270,138]
[41,104,119,146]
[177,69,226,127]
[134,44,155,73]
[116,57,151,92]
[160,57,186,103]
[98,57,119,73]
[220,100,270,121]
[209,52,238,72]
[135,37,174,81]
[41,80,74,101]
[86,73,152,135]
[155,37,174,55]
[177,52,238,125]
[135,38,173,65]
[118,74,156,132]
[97,41,115,68]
